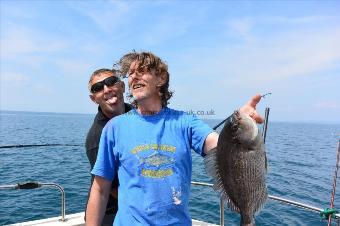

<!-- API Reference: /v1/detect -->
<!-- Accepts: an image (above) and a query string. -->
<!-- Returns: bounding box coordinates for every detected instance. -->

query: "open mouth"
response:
[104,94,118,105]
[132,83,145,90]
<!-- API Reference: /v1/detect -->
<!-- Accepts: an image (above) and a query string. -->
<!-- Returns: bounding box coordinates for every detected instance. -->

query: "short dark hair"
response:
[88,68,116,92]
[116,51,173,108]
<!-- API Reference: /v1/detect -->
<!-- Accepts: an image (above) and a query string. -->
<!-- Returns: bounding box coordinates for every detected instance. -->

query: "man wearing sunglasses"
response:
[85,68,131,226]
[86,52,264,225]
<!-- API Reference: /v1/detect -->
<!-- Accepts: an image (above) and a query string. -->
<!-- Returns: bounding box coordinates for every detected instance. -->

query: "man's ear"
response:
[158,72,167,87]
[90,94,98,104]
[119,81,125,93]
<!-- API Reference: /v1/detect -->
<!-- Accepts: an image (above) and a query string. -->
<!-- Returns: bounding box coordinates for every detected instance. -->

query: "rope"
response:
[327,139,340,226]
[320,208,338,220]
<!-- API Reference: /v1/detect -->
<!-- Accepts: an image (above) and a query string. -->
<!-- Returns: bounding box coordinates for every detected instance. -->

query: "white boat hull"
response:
[6,212,218,226]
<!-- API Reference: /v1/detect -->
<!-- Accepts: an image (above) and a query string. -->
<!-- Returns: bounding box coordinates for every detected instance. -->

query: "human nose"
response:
[128,72,140,85]
[103,84,111,93]
[129,70,142,79]
[129,72,136,80]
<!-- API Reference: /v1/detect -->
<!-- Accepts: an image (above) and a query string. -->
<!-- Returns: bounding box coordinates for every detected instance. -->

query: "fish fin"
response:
[254,187,268,214]
[204,147,218,179]
[205,148,240,213]
[221,191,240,213]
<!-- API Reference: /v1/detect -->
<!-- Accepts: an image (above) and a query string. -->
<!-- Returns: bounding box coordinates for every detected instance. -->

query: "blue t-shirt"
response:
[92,107,213,226]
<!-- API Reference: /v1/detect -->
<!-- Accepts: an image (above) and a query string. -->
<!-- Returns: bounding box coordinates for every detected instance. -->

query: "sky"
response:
[1,0,339,123]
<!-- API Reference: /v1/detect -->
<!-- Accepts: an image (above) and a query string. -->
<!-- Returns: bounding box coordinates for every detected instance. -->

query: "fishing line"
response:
[261,92,272,98]
[0,144,83,149]
[213,93,272,131]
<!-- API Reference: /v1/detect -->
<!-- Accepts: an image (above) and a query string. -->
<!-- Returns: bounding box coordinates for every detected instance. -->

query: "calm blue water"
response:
[0,111,339,225]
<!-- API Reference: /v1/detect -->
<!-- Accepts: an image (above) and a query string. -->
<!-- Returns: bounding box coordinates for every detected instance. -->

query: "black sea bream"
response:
[205,111,267,226]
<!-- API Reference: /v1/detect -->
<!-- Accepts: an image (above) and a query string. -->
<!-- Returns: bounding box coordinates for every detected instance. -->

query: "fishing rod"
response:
[325,139,340,226]
[262,107,270,143]
[0,144,83,149]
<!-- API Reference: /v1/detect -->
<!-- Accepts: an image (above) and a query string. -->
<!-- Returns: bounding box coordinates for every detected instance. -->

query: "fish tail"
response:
[240,214,255,226]
[241,223,255,226]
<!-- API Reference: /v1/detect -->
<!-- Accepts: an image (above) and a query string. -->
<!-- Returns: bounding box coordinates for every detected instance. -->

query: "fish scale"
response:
[205,111,268,226]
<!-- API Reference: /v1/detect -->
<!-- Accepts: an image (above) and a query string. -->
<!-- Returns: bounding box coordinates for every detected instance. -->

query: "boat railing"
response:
[1,181,339,225]
[191,181,340,226]
[0,182,66,222]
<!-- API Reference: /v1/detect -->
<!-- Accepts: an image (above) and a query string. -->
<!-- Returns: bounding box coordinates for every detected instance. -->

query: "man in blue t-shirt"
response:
[86,51,264,226]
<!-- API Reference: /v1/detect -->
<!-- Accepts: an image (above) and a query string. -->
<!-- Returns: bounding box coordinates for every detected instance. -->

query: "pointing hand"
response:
[239,94,264,124]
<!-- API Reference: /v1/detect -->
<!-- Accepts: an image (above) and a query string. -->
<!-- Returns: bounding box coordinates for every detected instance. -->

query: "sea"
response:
[0,110,339,226]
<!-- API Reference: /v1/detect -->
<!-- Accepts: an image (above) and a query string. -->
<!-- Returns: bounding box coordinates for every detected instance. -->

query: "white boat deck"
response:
[7,212,218,226]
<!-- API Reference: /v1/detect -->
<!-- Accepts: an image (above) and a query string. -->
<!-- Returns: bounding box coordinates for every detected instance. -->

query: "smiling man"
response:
[85,68,131,226]
[86,53,263,226]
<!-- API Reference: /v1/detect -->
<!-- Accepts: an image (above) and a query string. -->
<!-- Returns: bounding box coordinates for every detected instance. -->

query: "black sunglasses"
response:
[90,76,120,93]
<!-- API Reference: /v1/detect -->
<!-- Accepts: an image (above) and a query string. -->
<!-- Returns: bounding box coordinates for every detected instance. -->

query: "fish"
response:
[205,111,268,226]
[139,152,175,168]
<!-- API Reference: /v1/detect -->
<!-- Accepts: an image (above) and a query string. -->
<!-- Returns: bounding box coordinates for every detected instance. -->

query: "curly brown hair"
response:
[115,51,173,108]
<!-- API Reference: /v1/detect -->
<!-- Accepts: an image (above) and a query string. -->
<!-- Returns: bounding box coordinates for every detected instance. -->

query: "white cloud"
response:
[226,17,253,38]
[168,20,340,120]
[54,59,93,78]
[142,16,191,45]
[69,1,193,45]
[315,100,340,109]
[0,72,30,85]
[0,2,36,20]
[225,15,340,41]
[259,15,339,24]
[1,23,68,58]
[69,1,131,34]
[176,26,340,87]
[32,84,55,95]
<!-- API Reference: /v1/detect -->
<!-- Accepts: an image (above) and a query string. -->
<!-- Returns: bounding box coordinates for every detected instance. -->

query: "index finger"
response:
[247,94,262,108]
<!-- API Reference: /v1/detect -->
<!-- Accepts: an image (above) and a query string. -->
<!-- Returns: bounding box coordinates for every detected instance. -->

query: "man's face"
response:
[127,61,164,104]
[89,72,125,118]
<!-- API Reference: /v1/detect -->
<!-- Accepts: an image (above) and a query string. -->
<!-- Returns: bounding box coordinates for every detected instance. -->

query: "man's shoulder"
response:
[124,103,133,113]
[106,109,136,126]
[165,107,192,120]
[166,107,184,115]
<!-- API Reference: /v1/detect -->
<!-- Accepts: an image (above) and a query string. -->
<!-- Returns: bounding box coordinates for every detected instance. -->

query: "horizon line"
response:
[1,109,339,125]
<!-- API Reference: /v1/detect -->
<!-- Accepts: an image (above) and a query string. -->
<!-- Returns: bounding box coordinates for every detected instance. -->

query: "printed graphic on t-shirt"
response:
[131,144,176,178]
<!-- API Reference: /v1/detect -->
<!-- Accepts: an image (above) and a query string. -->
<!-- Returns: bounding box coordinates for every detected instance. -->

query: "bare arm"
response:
[111,187,118,199]
[86,176,112,226]
[203,94,264,155]
[203,132,219,155]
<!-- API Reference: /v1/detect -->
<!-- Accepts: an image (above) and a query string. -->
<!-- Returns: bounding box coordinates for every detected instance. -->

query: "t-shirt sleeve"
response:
[187,114,214,156]
[91,121,117,181]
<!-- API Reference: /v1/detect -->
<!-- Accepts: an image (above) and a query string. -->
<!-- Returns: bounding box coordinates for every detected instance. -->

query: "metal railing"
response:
[0,182,66,222]
[1,181,339,225]
[191,181,340,226]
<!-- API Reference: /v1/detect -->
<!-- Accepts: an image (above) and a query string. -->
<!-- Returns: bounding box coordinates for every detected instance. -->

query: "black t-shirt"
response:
[85,103,132,215]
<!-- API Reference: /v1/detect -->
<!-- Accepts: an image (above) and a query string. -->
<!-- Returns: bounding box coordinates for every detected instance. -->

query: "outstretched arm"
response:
[203,94,264,155]
[86,176,111,226]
